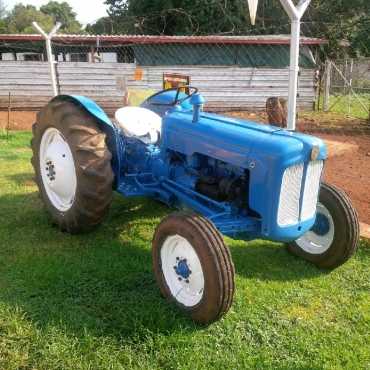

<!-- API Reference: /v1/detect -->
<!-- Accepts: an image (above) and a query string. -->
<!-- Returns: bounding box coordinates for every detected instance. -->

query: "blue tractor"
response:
[31,87,359,324]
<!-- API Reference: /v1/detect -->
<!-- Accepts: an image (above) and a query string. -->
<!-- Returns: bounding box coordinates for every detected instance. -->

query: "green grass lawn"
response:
[0,131,369,370]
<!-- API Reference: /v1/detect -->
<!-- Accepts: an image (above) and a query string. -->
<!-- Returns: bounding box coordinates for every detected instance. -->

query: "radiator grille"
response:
[277,163,304,227]
[301,160,324,221]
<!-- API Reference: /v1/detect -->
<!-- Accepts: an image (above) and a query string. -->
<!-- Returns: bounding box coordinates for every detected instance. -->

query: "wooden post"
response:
[348,59,354,116]
[316,68,322,111]
[6,92,11,140]
[266,97,287,128]
[323,60,332,112]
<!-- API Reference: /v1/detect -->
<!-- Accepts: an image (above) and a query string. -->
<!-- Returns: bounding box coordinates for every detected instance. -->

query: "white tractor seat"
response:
[115,106,162,145]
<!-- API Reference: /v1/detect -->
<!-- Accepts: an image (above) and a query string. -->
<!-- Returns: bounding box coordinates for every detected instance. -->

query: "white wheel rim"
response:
[295,203,335,255]
[161,235,205,307]
[39,127,77,212]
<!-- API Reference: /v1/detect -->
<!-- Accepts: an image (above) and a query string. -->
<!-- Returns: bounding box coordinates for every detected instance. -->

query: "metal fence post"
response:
[279,0,311,131]
[323,60,332,112]
[348,58,354,116]
[32,22,62,97]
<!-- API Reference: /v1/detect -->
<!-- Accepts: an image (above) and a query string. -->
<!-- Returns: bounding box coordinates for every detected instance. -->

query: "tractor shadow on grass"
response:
[6,171,35,187]
[0,190,327,343]
[0,192,202,341]
[229,240,328,282]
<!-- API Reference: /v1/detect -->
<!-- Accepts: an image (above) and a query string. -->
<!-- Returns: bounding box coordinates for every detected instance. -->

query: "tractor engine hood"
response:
[162,109,328,242]
[162,109,327,168]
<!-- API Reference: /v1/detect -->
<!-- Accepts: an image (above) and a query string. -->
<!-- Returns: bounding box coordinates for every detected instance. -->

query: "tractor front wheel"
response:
[288,183,359,269]
[152,212,235,325]
[31,100,114,234]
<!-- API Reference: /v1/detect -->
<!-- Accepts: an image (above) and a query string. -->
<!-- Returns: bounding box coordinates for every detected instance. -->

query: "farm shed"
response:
[0,34,326,114]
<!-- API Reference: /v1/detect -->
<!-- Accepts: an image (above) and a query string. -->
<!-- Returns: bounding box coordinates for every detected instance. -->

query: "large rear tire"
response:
[152,212,235,324]
[31,99,114,234]
[288,183,359,269]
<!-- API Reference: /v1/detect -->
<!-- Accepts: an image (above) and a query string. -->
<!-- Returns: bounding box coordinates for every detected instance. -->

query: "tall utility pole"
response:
[248,0,312,131]
[32,22,62,97]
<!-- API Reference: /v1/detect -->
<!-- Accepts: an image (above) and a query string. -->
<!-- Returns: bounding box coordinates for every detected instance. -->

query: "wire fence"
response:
[323,58,370,120]
[0,29,369,117]
[0,33,325,113]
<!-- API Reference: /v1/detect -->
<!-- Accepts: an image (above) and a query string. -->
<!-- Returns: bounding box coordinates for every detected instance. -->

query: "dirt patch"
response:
[0,111,36,131]
[325,139,359,158]
[228,110,370,134]
[298,112,370,135]
[361,223,370,240]
[318,133,370,224]
[3,109,368,133]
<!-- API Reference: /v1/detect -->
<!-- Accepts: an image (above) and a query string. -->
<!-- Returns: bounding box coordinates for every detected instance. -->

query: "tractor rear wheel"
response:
[31,99,114,234]
[288,183,359,269]
[152,212,235,325]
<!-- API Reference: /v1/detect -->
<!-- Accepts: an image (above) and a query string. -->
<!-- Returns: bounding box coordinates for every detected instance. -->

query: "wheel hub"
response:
[161,235,204,307]
[311,212,330,236]
[174,258,192,281]
[295,203,335,255]
[45,160,56,181]
[40,128,77,212]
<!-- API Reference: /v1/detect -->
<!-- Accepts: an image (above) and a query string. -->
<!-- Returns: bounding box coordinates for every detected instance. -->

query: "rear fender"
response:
[50,95,123,187]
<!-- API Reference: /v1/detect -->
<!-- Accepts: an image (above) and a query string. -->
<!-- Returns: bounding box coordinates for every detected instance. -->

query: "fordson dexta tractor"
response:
[31,87,359,324]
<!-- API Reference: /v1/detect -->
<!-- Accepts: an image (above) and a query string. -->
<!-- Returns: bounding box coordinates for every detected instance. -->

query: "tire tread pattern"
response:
[288,182,359,269]
[152,212,235,324]
[31,100,114,234]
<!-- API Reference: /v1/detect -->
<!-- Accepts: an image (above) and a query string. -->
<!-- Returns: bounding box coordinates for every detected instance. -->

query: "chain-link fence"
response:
[0,33,324,113]
[1,28,369,119]
[322,58,370,120]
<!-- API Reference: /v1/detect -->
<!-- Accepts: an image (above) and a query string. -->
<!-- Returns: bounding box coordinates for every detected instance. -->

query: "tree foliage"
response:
[100,0,369,56]
[0,0,6,33]
[40,1,82,33]
[0,1,82,34]
[5,4,54,34]
[85,17,115,34]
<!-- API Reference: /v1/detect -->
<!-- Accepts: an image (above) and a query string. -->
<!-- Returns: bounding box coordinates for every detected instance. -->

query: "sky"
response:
[4,0,109,25]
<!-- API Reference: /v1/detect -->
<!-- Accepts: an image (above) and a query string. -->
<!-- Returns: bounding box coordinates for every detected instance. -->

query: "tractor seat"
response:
[115,106,162,145]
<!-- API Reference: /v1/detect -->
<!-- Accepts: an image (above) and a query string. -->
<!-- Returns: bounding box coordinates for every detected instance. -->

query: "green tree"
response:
[0,0,6,32]
[0,1,83,34]
[105,0,253,35]
[5,4,54,33]
[86,17,115,34]
[104,0,370,56]
[40,1,82,33]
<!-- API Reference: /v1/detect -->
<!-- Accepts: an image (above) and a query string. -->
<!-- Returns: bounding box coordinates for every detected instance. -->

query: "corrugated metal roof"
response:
[0,34,327,45]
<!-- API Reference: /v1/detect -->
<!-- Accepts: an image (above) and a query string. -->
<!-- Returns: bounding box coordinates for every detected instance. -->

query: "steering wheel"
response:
[149,86,199,106]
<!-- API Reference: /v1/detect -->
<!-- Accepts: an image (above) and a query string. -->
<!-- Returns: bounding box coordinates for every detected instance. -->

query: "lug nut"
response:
[186,279,189,284]
[178,277,182,281]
